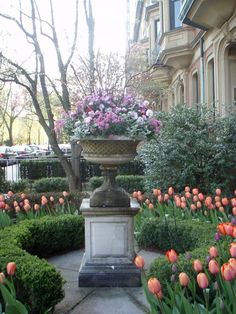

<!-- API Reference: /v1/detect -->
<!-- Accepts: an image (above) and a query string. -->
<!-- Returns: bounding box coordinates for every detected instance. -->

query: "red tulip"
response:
[230,243,236,258]
[193,259,203,272]
[208,259,219,275]
[197,273,209,289]
[147,277,161,294]
[166,249,178,263]
[217,223,227,235]
[134,256,145,269]
[7,262,16,276]
[179,272,190,287]
[209,246,218,258]
[221,263,235,281]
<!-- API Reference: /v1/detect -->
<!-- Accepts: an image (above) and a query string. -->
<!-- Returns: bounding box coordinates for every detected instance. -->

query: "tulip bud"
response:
[7,262,16,276]
[62,191,69,197]
[168,187,174,196]
[193,259,203,272]
[166,249,178,263]
[147,277,162,294]
[179,272,190,287]
[148,203,154,209]
[59,197,65,205]
[229,243,236,258]
[198,193,204,201]
[222,198,229,206]
[197,273,209,289]
[34,204,40,211]
[185,186,190,192]
[208,259,219,275]
[209,246,218,258]
[50,196,54,202]
[192,188,198,195]
[221,263,235,281]
[134,255,144,269]
[215,188,221,196]
[0,272,5,283]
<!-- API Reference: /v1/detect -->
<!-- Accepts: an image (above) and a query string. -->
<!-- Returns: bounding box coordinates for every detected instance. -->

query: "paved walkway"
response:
[48,249,161,314]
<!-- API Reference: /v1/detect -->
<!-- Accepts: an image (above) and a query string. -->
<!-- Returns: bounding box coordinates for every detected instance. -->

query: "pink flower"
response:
[197,273,209,289]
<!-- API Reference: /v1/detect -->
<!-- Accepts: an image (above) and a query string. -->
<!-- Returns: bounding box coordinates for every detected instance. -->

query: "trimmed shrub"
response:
[139,105,236,194]
[89,175,146,193]
[32,177,69,192]
[137,218,216,253]
[9,179,31,193]
[0,214,84,314]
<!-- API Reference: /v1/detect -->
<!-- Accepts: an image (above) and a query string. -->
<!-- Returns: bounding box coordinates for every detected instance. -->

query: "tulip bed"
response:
[0,214,84,314]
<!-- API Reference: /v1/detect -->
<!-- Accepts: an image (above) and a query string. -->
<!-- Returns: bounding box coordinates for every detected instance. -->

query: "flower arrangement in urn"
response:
[59,90,161,140]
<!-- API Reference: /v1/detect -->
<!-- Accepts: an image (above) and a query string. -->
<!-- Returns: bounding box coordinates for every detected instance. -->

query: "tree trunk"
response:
[71,142,83,191]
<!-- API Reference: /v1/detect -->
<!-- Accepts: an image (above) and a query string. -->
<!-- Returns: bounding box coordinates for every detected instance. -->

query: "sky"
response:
[0,0,127,59]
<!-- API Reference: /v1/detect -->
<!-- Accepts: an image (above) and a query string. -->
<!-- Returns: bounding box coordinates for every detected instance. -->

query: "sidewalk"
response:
[48,249,161,314]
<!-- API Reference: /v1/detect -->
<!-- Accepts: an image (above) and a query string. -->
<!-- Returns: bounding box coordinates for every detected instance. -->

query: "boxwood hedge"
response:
[0,214,84,314]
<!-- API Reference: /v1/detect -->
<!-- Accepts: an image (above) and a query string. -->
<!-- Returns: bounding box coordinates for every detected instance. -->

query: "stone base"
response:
[78,254,141,287]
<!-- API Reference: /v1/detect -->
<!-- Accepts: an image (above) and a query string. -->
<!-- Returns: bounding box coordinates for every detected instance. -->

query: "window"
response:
[192,72,199,107]
[154,19,161,43]
[207,59,215,108]
[170,0,182,29]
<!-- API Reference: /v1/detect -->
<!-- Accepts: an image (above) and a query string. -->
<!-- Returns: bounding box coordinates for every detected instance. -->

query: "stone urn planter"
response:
[80,138,143,207]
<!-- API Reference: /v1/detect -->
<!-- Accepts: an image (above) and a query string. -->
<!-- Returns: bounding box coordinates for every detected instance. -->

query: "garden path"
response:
[48,249,161,314]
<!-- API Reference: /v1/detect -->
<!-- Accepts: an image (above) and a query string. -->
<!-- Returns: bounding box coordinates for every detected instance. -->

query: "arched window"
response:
[207,59,215,109]
[192,72,199,107]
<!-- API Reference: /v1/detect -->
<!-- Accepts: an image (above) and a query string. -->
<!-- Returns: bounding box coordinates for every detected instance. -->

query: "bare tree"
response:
[70,51,125,100]
[0,0,80,191]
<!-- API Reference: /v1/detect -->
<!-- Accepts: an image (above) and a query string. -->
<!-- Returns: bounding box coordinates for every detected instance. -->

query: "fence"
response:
[1,156,144,183]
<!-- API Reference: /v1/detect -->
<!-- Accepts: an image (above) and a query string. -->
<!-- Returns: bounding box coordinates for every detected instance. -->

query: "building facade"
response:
[128,0,236,115]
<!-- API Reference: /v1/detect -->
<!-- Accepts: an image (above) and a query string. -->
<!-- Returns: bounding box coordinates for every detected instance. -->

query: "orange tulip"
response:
[197,273,209,289]
[148,203,154,209]
[23,204,31,212]
[193,259,203,272]
[222,197,229,206]
[208,259,219,275]
[192,188,198,195]
[215,188,221,196]
[7,262,16,276]
[179,272,190,287]
[147,277,161,294]
[166,249,178,263]
[229,243,236,258]
[221,263,235,281]
[217,223,227,235]
[0,272,5,283]
[205,196,212,207]
[134,256,145,269]
[15,206,21,213]
[209,246,218,258]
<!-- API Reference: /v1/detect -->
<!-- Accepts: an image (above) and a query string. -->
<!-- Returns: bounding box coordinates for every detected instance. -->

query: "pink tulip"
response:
[208,259,219,275]
[222,198,229,206]
[221,263,235,281]
[198,193,204,201]
[148,278,162,294]
[209,246,218,258]
[62,191,69,197]
[7,262,16,276]
[7,191,14,197]
[179,272,190,287]
[215,188,221,196]
[134,255,145,269]
[197,273,209,289]
[193,259,203,272]
[229,243,236,258]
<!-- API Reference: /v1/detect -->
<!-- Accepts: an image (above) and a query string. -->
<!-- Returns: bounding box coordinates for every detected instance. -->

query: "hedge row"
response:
[89,175,146,193]
[0,215,84,314]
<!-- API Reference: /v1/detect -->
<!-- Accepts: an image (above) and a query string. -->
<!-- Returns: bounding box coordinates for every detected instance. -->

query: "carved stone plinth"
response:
[78,198,141,287]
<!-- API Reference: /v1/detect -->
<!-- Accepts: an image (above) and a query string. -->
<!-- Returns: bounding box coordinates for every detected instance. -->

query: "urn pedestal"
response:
[78,138,142,287]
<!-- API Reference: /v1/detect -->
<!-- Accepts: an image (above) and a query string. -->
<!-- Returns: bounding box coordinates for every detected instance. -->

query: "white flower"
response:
[137,117,144,124]
[146,109,153,118]
[99,104,105,110]
[84,117,92,124]
[129,111,138,119]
